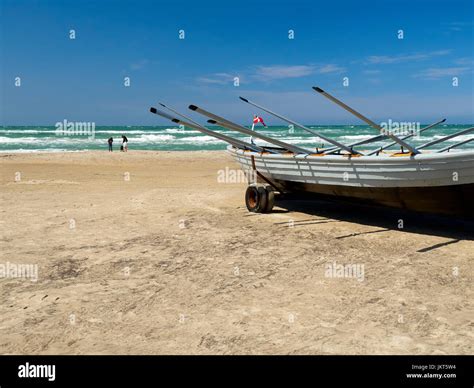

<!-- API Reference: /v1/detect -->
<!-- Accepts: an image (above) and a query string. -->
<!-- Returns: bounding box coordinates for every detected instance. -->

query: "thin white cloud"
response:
[367,78,382,84]
[254,65,315,80]
[196,72,237,85]
[363,69,382,75]
[454,57,474,66]
[130,59,149,70]
[253,64,345,81]
[317,64,345,74]
[197,63,345,85]
[444,21,474,32]
[366,50,451,65]
[413,66,471,79]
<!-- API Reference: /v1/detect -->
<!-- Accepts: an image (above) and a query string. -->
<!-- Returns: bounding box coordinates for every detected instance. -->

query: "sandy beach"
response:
[0,151,472,355]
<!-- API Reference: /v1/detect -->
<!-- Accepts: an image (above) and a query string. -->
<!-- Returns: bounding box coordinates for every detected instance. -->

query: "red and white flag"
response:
[253,115,267,127]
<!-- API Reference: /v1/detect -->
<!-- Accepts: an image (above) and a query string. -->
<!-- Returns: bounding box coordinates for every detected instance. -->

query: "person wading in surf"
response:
[121,135,128,152]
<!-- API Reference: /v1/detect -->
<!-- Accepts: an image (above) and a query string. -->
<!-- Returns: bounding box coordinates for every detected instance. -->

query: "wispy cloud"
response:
[317,64,345,74]
[453,57,474,66]
[253,64,344,81]
[444,21,474,32]
[413,66,471,79]
[196,72,236,85]
[130,59,149,70]
[197,63,345,85]
[367,78,382,84]
[254,65,315,80]
[366,50,451,65]
[363,69,382,75]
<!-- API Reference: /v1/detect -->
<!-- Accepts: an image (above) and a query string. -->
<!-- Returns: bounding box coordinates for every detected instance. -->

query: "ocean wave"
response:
[94,129,193,135]
[0,136,100,145]
[0,125,472,151]
[338,135,378,141]
[175,135,222,143]
[0,128,199,135]
[427,134,473,142]
[284,137,324,144]
[0,129,58,134]
[130,134,176,143]
[0,148,83,153]
[164,128,200,134]
[94,130,166,134]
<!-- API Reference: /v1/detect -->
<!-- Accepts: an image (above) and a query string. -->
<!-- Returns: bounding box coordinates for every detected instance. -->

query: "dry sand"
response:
[0,151,472,354]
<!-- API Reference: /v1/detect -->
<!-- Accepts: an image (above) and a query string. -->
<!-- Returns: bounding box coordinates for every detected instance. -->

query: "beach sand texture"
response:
[0,151,472,354]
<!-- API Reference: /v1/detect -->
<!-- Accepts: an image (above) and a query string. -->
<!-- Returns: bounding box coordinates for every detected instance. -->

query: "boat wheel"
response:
[245,185,267,213]
[245,185,274,213]
[265,189,275,213]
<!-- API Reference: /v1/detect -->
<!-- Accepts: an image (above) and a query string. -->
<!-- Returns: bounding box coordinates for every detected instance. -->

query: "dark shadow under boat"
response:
[273,180,474,221]
[275,193,474,242]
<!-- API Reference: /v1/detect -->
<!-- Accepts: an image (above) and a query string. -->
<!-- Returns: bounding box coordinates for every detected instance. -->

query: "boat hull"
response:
[228,146,474,219]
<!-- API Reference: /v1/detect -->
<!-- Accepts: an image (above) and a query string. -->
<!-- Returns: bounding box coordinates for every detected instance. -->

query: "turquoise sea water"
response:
[0,124,473,153]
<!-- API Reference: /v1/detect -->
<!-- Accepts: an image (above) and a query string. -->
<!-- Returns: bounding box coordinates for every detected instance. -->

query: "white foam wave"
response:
[0,136,100,145]
[0,148,84,153]
[338,135,377,141]
[428,134,473,142]
[0,129,57,134]
[130,134,176,143]
[176,135,222,144]
[164,128,200,134]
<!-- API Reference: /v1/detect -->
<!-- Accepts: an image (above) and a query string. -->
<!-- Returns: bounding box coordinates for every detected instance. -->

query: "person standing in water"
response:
[107,137,113,152]
[121,135,128,152]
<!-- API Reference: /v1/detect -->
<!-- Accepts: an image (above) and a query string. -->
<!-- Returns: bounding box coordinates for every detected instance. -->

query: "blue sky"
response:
[1,0,473,125]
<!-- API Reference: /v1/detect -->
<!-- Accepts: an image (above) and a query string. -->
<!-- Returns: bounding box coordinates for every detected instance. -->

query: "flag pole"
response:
[250,121,255,145]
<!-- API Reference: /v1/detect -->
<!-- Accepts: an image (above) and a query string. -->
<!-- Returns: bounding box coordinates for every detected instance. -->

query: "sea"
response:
[0,124,472,153]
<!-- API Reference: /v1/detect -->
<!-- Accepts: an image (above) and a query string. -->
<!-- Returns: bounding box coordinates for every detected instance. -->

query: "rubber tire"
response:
[263,189,275,213]
[245,185,267,213]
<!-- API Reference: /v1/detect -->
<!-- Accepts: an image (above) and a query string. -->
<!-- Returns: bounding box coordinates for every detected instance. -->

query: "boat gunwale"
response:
[227,145,474,163]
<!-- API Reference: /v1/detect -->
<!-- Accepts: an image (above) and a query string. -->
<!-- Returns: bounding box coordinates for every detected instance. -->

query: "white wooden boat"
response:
[150,87,474,219]
[228,145,474,218]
